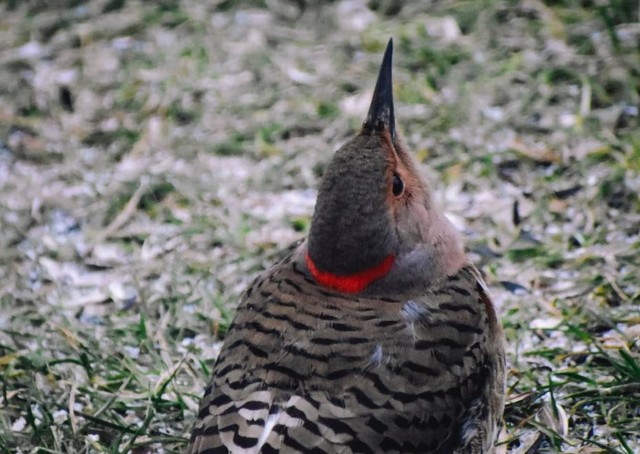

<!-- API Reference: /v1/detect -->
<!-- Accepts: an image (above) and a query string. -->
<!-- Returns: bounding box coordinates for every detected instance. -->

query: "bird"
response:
[187,38,506,454]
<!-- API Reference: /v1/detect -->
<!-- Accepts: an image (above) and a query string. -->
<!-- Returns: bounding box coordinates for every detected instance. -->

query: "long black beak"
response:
[364,38,395,141]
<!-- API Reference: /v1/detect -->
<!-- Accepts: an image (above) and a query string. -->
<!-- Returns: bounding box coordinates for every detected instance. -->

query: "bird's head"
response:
[305,39,466,295]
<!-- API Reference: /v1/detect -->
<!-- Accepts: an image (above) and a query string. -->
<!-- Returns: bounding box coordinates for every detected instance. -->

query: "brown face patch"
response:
[377,128,426,215]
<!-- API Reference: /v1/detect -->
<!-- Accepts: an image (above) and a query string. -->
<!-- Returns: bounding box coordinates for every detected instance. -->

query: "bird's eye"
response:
[392,173,404,196]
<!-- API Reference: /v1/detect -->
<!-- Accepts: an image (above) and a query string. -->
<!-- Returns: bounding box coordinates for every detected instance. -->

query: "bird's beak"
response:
[364,38,395,142]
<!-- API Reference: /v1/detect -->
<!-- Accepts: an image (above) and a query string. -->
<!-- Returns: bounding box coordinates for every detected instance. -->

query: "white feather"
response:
[255,408,281,451]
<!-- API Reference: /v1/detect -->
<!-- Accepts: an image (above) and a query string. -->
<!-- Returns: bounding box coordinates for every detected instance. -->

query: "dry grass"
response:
[0,1,639,453]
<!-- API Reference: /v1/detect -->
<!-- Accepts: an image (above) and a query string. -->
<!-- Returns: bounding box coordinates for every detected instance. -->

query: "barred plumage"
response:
[187,38,506,454]
[188,250,504,453]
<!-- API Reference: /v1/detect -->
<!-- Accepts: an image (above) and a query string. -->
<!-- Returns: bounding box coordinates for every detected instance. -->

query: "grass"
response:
[0,0,639,452]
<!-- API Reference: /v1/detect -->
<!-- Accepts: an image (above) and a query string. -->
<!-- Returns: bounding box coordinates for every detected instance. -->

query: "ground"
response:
[0,0,639,453]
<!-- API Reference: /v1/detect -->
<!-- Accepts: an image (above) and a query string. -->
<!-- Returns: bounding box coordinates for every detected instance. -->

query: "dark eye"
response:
[392,173,404,196]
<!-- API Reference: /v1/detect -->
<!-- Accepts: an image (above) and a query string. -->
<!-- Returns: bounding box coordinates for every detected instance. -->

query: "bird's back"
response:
[187,246,505,454]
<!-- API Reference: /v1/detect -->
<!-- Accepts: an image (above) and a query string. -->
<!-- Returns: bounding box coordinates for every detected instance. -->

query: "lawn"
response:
[0,0,638,453]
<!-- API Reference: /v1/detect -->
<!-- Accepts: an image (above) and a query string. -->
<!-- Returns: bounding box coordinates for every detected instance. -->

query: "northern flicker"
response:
[187,39,506,454]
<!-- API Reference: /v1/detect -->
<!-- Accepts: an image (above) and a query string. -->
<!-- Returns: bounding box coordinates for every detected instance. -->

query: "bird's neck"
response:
[304,252,395,294]
[366,215,468,296]
[298,212,467,297]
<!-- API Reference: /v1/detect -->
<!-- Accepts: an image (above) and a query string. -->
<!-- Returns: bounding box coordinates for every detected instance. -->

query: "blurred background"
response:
[0,0,638,452]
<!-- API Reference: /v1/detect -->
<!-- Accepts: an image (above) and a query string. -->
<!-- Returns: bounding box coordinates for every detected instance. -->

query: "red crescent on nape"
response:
[305,253,395,294]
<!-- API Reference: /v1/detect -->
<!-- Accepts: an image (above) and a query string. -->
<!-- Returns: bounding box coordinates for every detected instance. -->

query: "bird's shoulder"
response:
[220,256,497,391]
